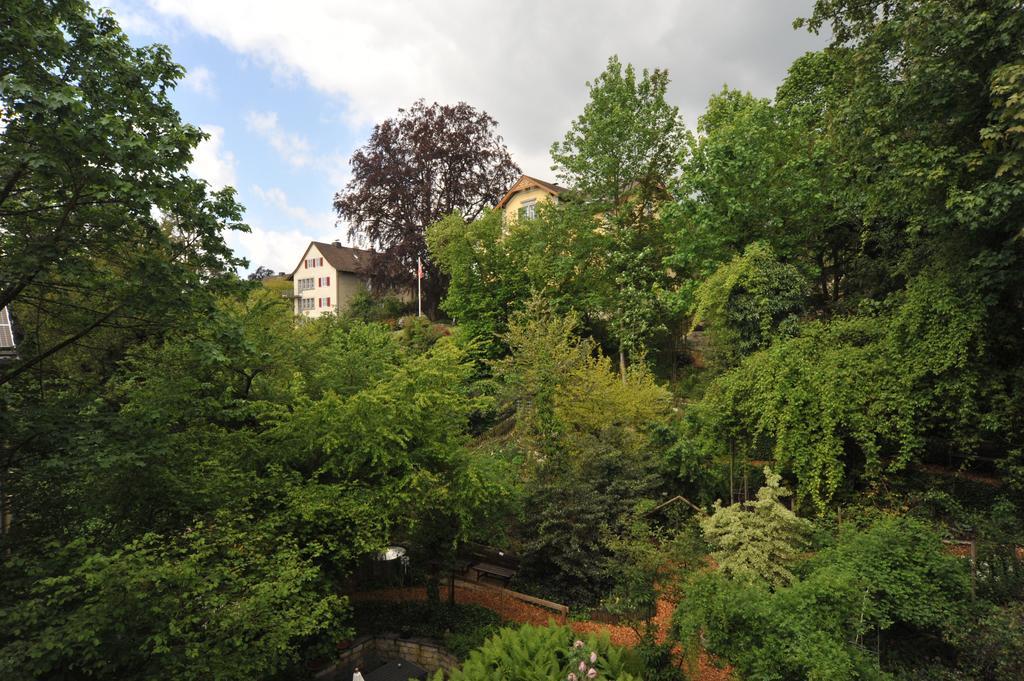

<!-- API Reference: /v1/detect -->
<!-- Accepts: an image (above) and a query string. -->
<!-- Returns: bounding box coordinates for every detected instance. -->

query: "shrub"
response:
[953,602,1024,680]
[700,467,812,588]
[675,515,970,681]
[346,289,411,323]
[437,623,641,681]
[398,315,448,354]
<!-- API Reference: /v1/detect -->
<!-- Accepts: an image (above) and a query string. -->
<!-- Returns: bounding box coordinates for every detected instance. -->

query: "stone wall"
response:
[315,635,460,680]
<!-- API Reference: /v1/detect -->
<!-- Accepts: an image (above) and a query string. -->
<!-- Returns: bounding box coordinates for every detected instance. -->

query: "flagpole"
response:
[417,257,423,317]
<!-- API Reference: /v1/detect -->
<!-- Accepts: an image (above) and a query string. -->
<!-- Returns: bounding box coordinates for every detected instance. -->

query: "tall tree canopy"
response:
[0,0,246,390]
[552,56,688,370]
[334,100,520,317]
[0,5,504,678]
[551,55,687,208]
[675,0,1024,509]
[429,57,687,368]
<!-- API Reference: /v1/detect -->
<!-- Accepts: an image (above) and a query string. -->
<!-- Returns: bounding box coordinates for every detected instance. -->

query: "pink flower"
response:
[574,640,585,649]
[590,652,597,664]
[579,661,587,672]
[587,668,597,679]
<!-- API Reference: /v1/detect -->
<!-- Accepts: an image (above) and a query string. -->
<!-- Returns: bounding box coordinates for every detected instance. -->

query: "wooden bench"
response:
[470,561,516,584]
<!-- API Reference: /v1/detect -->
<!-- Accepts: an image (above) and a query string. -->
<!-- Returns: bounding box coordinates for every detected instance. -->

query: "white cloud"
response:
[228,187,343,274]
[148,0,827,178]
[225,223,315,274]
[188,124,237,189]
[245,110,315,168]
[182,65,215,96]
[100,1,163,36]
[245,110,351,187]
[251,184,338,234]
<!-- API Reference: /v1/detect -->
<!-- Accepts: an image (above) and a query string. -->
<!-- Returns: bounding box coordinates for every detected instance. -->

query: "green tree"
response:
[491,298,671,604]
[0,280,506,677]
[668,62,859,318]
[603,518,705,681]
[0,1,246,389]
[692,252,1002,513]
[0,2,249,576]
[491,296,669,459]
[551,55,686,208]
[690,241,808,368]
[700,468,812,588]
[0,519,346,681]
[678,0,1024,506]
[551,56,687,373]
[426,204,607,360]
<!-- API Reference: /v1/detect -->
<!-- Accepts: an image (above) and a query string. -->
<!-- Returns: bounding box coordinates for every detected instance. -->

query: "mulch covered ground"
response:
[351,585,731,681]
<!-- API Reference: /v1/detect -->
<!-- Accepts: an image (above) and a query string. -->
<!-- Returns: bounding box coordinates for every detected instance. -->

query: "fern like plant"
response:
[436,623,640,681]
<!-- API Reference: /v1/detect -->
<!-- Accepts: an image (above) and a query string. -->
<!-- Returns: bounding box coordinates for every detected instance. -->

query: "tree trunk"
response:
[426,562,440,606]
[619,349,627,383]
[729,440,736,505]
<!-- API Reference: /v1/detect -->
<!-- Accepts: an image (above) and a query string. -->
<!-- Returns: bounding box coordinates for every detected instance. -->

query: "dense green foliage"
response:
[436,624,641,681]
[677,515,970,680]
[690,242,807,367]
[4,0,1024,679]
[551,55,686,208]
[0,0,245,390]
[0,285,503,677]
[491,300,673,605]
[687,0,1024,506]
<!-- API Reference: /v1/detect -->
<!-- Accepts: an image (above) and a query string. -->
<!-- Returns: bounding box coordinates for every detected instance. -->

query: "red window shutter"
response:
[326,297,331,307]
[326,276,331,286]
[320,257,324,266]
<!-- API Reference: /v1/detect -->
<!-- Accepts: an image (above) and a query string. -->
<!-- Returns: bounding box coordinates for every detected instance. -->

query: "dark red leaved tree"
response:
[334,100,520,317]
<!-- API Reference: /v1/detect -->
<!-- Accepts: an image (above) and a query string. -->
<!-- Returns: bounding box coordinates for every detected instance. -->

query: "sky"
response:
[100,1,828,275]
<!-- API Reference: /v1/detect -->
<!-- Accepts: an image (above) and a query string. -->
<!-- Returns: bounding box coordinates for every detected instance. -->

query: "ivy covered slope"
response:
[679,0,1024,511]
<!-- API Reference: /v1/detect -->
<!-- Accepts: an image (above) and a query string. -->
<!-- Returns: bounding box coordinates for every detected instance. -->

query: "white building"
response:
[288,241,374,318]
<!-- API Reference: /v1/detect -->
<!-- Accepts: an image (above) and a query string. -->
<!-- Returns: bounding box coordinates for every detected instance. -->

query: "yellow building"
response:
[287,241,375,318]
[494,174,566,224]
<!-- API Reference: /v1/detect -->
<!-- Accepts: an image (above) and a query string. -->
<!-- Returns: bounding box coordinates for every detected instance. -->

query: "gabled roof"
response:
[288,241,375,278]
[494,174,567,209]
